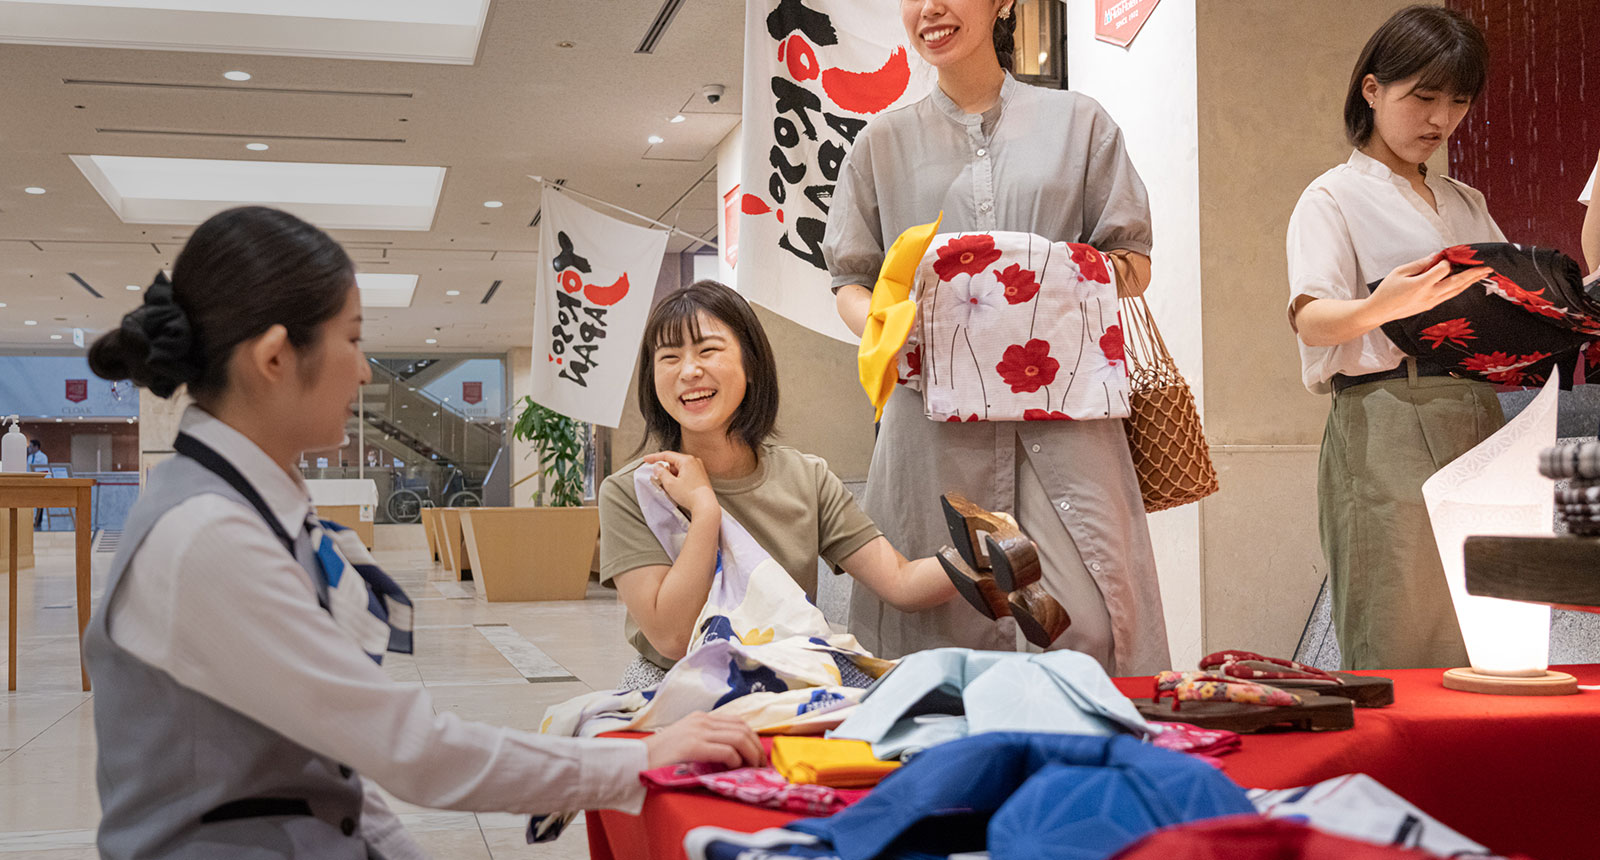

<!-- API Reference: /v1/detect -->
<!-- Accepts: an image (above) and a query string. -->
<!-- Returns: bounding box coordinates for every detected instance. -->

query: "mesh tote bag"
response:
[1119,294,1219,512]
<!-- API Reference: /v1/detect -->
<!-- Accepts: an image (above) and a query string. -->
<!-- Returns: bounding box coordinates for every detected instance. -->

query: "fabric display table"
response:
[585,665,1600,860]
[305,478,378,549]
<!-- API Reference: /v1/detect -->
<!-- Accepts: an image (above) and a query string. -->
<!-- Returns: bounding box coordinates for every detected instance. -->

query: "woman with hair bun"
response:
[84,206,759,859]
[823,0,1169,675]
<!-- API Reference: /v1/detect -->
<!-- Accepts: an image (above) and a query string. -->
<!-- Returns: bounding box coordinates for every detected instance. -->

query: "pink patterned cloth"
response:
[897,231,1129,423]
[640,763,869,815]
[1148,721,1242,760]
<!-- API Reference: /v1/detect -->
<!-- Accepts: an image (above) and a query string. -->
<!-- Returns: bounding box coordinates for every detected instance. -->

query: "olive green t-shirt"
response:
[598,444,882,669]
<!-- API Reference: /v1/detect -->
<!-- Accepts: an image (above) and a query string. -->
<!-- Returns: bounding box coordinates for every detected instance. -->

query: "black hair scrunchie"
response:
[122,272,204,397]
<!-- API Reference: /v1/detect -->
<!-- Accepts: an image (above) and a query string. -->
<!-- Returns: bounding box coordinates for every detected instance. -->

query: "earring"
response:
[1000,4,1013,19]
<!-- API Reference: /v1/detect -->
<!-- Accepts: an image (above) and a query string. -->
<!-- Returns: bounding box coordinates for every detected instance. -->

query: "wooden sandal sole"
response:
[1131,694,1355,733]
[937,546,1011,621]
[1008,584,1070,648]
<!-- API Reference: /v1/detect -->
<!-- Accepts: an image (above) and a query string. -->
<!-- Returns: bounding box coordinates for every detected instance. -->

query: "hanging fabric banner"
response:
[530,189,669,428]
[738,0,934,343]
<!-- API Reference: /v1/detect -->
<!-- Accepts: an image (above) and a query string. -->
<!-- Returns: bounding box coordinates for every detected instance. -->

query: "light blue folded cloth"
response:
[829,648,1150,760]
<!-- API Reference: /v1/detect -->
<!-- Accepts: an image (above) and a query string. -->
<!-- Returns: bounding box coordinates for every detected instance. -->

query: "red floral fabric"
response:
[1023,409,1075,421]
[994,263,1041,304]
[933,235,1002,282]
[1070,244,1111,284]
[1374,242,1600,387]
[996,339,1060,394]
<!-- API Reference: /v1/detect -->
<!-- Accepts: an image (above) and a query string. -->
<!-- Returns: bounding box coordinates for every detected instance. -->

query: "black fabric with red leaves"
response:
[1370,242,1600,387]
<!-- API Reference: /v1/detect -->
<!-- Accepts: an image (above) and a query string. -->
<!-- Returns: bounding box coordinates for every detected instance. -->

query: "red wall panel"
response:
[1448,0,1596,259]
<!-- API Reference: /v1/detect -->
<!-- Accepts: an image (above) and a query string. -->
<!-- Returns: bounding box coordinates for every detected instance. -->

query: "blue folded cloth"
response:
[685,732,1255,860]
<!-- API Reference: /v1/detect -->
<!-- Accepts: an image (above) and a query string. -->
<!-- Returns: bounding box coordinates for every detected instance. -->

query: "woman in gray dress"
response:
[823,0,1170,675]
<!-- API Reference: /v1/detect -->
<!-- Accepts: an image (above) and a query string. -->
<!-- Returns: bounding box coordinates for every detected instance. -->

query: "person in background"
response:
[83,206,759,860]
[1581,149,1597,274]
[1287,5,1501,670]
[28,439,47,528]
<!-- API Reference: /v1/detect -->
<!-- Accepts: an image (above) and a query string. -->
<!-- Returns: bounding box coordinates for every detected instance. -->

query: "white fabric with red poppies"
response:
[895,232,1130,423]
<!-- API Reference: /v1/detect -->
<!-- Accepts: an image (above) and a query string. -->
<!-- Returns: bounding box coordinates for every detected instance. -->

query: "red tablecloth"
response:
[587,665,1600,860]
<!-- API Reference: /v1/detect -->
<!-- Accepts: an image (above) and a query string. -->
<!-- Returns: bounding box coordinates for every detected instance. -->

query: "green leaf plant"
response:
[510,397,587,507]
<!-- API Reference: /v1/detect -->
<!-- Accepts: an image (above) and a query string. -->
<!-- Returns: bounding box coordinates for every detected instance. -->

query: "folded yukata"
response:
[531,463,891,841]
[770,737,900,788]
[641,763,869,816]
[1373,242,1600,386]
[860,221,1131,423]
[685,732,1254,860]
[828,648,1151,760]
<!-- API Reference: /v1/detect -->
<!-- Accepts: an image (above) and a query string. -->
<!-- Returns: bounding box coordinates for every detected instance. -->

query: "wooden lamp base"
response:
[1442,667,1579,696]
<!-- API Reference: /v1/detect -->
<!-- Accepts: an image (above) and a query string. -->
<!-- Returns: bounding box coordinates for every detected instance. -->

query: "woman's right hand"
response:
[641,451,719,518]
[1369,254,1492,321]
[642,711,764,770]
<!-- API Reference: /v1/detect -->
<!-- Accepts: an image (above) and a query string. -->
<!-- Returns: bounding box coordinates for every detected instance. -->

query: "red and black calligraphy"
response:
[548,230,632,387]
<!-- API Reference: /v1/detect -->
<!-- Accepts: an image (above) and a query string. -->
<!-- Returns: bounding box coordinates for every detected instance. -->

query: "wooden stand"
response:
[459,507,598,602]
[1464,535,1600,608]
[1442,667,1579,696]
[1,474,97,692]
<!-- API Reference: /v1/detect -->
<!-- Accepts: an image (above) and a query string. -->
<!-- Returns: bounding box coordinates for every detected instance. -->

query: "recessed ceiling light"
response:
[0,303,7,308]
[224,70,252,81]
[24,187,46,195]
[23,320,37,326]
[355,273,419,308]
[445,289,461,296]
[424,338,438,344]
[126,284,141,291]
[670,115,686,124]
[647,135,664,145]
[70,155,447,231]
[482,200,503,208]
[55,418,63,423]
[246,143,269,151]
[49,334,63,340]
[556,40,576,48]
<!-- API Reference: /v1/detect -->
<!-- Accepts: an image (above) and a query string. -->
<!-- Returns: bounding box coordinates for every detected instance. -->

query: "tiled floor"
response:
[0,528,639,859]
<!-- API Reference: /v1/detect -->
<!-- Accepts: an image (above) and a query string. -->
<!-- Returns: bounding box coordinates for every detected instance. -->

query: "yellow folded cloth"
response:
[770,736,901,789]
[858,214,942,421]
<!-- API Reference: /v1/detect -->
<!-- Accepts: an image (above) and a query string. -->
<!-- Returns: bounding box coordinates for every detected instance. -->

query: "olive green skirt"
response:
[1318,367,1504,670]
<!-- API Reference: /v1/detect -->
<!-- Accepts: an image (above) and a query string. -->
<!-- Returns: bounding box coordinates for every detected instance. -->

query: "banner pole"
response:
[528,176,718,252]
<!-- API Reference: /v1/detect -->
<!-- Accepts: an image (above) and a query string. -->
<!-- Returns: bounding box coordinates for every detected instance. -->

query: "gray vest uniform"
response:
[83,453,369,859]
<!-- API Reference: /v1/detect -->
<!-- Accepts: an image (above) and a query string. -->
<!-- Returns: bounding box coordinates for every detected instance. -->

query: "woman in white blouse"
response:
[82,206,759,860]
[1286,6,1503,671]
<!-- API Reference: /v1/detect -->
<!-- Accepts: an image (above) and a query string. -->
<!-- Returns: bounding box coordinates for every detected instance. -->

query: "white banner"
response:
[738,0,934,342]
[531,190,669,427]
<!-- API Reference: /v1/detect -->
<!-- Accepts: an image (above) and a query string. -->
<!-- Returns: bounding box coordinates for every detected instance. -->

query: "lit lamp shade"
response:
[1422,376,1564,685]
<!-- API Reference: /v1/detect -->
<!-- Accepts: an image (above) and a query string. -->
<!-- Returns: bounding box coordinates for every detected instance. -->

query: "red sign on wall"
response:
[1095,0,1160,48]
[64,379,87,403]
[722,184,741,270]
[462,381,483,405]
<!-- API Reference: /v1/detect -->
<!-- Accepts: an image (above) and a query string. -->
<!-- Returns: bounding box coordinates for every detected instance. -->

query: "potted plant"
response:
[454,397,599,602]
[511,397,586,507]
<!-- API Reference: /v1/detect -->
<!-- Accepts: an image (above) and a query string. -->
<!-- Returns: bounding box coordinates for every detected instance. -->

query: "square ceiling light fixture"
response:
[70,155,446,231]
[356,273,418,308]
[0,0,490,63]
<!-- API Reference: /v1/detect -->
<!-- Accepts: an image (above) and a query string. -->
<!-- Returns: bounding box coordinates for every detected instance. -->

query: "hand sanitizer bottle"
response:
[1,417,25,473]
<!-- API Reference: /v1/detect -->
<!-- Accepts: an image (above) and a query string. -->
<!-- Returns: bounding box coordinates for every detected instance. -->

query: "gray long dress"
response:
[823,74,1171,676]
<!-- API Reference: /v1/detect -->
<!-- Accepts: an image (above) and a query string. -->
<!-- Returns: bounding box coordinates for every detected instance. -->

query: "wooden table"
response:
[1,474,96,692]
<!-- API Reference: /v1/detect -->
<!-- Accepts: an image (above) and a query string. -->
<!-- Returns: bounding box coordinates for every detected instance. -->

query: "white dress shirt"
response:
[1581,164,1594,205]
[1286,149,1506,394]
[107,407,648,856]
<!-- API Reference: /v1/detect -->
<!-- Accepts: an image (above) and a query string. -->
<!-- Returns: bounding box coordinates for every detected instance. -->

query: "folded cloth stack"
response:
[829,649,1151,761]
[1539,441,1600,536]
[1371,242,1600,387]
[1249,774,1507,859]
[771,737,901,789]
[684,732,1254,860]
[640,762,870,817]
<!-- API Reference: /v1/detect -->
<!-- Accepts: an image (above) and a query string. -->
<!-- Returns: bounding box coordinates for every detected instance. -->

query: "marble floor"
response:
[0,527,642,859]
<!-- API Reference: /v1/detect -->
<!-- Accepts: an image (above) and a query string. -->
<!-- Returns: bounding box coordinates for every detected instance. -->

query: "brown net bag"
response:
[1119,294,1219,512]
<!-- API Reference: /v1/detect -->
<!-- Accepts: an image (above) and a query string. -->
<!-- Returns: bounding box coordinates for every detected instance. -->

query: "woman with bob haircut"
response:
[1287,5,1504,670]
[598,280,959,689]
[82,206,759,859]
